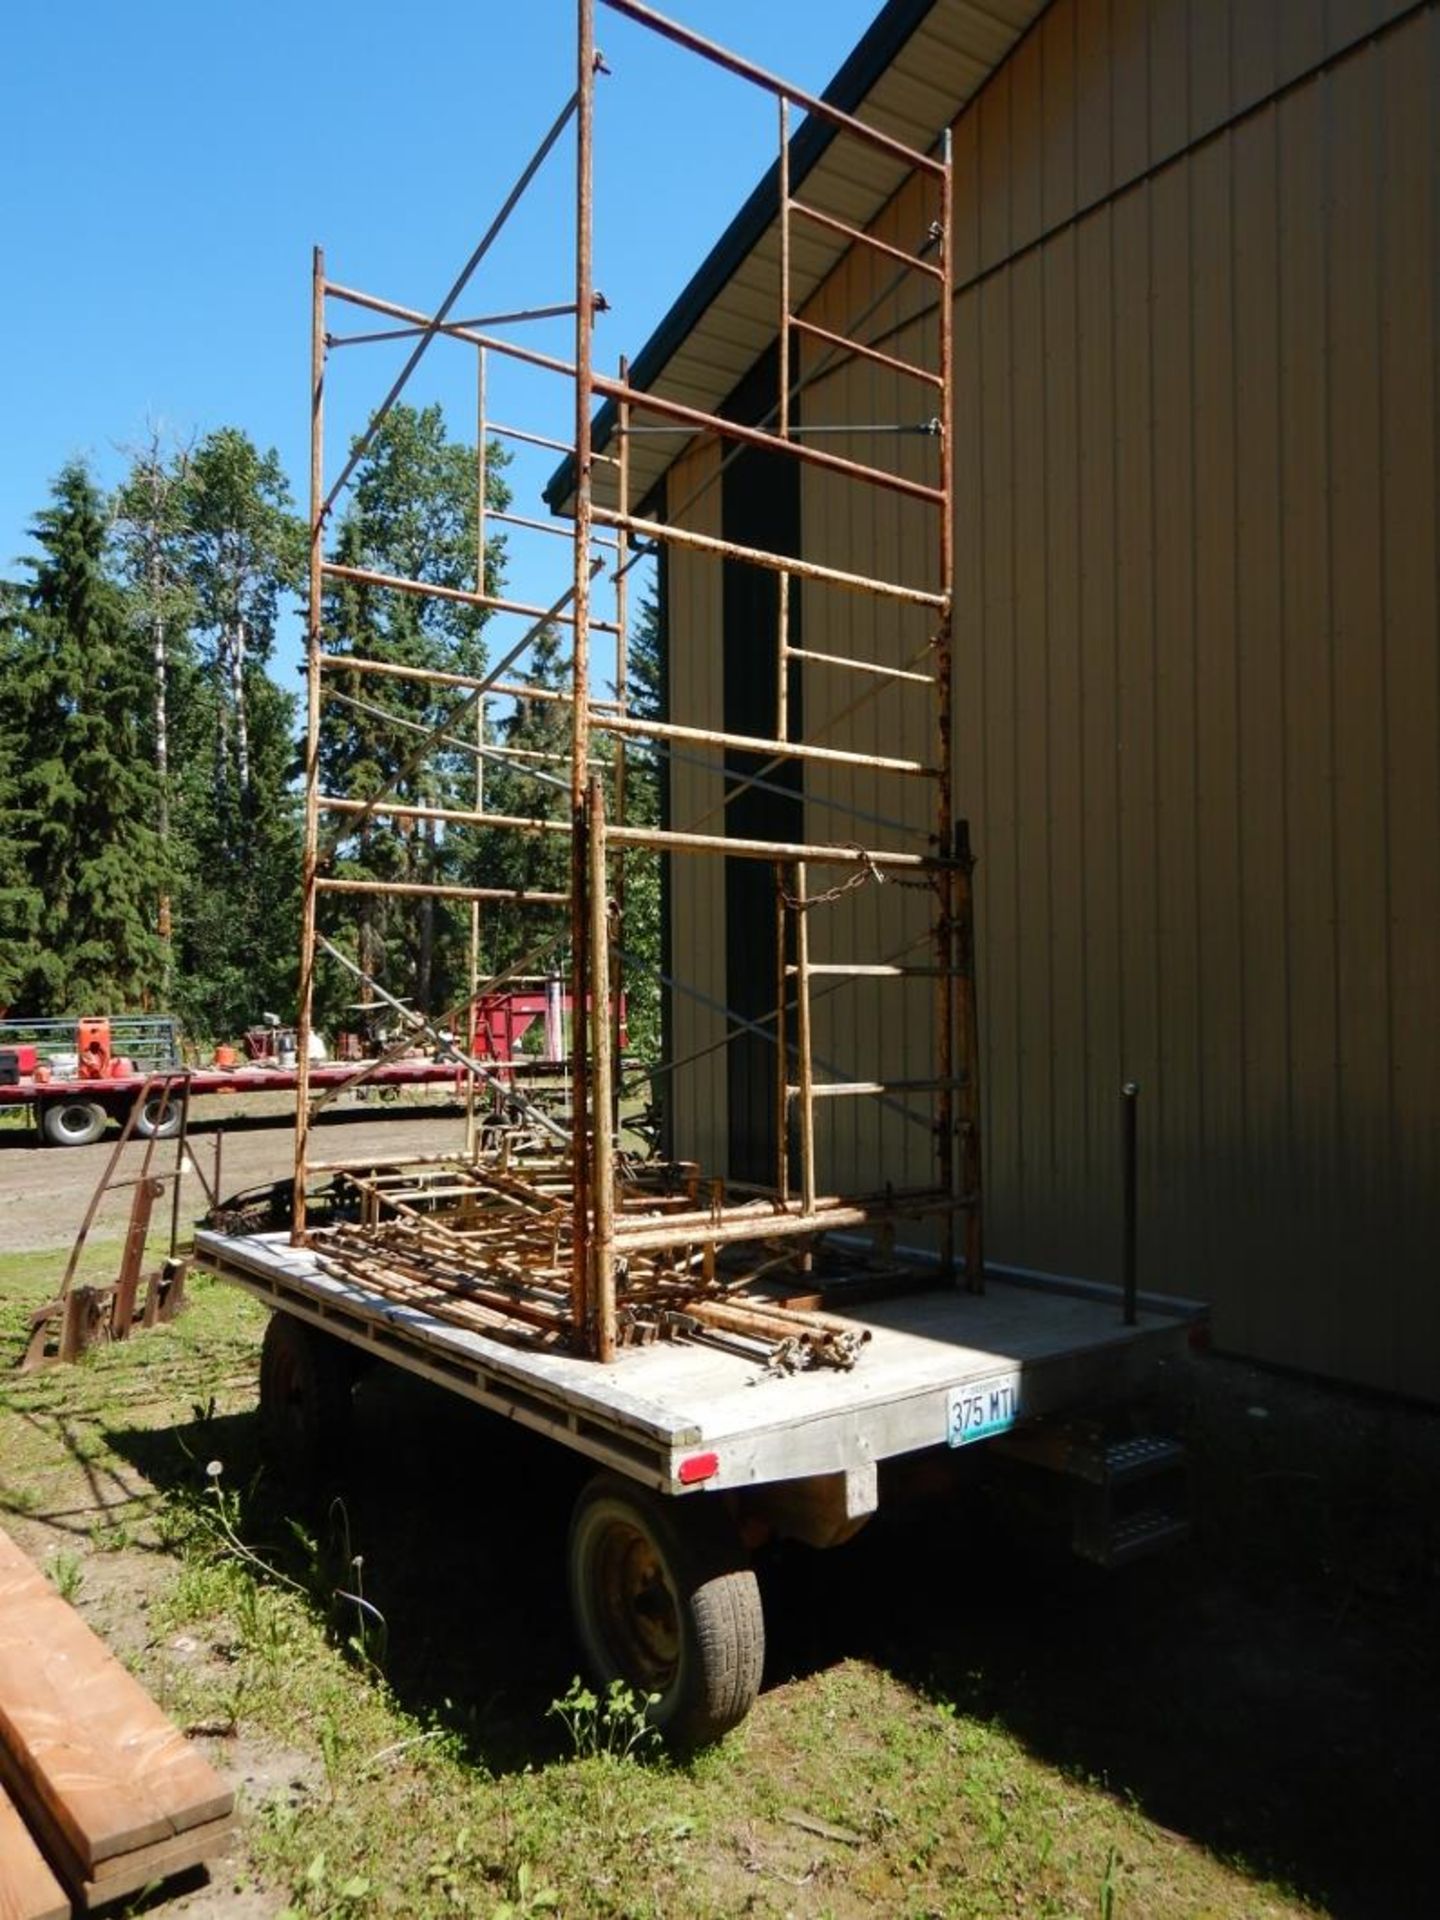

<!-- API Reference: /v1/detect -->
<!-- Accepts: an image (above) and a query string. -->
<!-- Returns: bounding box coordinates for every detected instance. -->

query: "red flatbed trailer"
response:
[0,1061,467,1147]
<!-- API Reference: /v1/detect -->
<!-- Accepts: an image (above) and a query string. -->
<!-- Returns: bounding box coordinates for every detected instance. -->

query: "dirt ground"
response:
[0,1090,470,1252]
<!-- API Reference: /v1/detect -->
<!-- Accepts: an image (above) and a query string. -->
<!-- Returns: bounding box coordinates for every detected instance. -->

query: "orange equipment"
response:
[77,1017,112,1080]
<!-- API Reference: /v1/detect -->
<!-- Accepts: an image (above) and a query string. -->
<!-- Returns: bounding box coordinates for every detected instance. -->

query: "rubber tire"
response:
[258,1313,355,1481]
[567,1473,764,1750]
[134,1091,182,1140]
[40,1099,109,1148]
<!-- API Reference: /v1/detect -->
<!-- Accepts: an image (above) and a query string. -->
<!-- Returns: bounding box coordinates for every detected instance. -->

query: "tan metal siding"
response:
[941,0,1440,1398]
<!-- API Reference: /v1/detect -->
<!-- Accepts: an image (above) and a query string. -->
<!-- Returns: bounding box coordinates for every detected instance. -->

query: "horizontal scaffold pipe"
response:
[490,419,621,466]
[316,877,568,905]
[327,300,579,347]
[326,283,577,381]
[592,505,947,611]
[783,643,935,686]
[788,198,946,280]
[591,375,946,509]
[595,710,937,779]
[612,1187,964,1256]
[322,795,569,838]
[599,0,946,178]
[321,561,620,635]
[318,653,505,694]
[787,1077,971,1099]
[790,315,943,389]
[319,795,947,871]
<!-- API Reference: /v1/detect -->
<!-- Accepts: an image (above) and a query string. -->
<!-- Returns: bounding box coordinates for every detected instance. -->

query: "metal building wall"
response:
[663,0,1440,1398]
[939,0,1440,1399]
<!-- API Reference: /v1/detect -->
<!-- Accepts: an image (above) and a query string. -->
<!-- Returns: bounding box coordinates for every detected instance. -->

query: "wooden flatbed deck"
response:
[195,1229,1200,1496]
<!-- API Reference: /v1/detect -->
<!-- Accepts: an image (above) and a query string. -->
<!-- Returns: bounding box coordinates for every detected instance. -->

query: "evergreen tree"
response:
[167,656,300,1041]
[0,580,43,1009]
[186,428,303,833]
[167,429,304,1042]
[319,403,509,1020]
[0,464,164,1013]
[113,429,196,986]
[469,621,574,989]
[617,581,663,1063]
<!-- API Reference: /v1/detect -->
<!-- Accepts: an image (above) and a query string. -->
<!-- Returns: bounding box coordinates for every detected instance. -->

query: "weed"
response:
[49,1550,84,1602]
[279,1849,372,1918]
[317,1712,345,1805]
[491,1860,559,1917]
[547,1675,661,1761]
[1100,1843,1120,1919]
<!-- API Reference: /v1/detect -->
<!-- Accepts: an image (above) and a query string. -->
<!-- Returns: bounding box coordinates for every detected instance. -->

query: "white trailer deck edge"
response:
[195,1229,1200,1500]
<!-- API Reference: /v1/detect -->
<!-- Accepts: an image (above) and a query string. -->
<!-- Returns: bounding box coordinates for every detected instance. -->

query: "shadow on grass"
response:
[761,1375,1438,1920]
[107,1375,588,1774]
[109,1358,1438,1919]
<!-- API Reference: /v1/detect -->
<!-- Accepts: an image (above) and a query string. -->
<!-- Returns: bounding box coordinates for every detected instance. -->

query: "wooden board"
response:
[0,1527,233,1889]
[0,1779,68,1920]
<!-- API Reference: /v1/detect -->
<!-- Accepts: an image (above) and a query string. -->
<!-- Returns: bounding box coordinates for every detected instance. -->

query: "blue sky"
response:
[2,0,882,666]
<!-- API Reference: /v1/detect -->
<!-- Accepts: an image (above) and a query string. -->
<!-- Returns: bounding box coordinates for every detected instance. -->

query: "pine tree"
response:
[0,464,165,1013]
[0,580,43,1009]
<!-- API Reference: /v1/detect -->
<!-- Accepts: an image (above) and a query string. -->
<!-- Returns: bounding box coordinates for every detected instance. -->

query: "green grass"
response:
[0,1247,1372,1917]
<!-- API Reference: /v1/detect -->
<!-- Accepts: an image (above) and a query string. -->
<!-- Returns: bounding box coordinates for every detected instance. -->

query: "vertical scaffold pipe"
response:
[293,245,326,1242]
[588,775,618,1362]
[570,0,597,1340]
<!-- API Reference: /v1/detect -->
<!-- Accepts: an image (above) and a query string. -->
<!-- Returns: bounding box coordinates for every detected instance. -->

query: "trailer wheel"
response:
[134,1091,182,1140]
[567,1474,764,1750]
[39,1099,108,1148]
[259,1313,354,1479]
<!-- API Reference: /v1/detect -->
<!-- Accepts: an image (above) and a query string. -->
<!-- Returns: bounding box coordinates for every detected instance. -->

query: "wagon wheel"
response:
[567,1473,764,1750]
[258,1312,357,1480]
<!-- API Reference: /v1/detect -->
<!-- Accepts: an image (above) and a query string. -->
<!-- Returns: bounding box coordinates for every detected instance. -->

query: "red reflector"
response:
[678,1451,719,1486]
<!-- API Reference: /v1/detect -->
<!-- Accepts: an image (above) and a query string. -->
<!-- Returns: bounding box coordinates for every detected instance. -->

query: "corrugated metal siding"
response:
[943,0,1440,1398]
[662,0,1440,1399]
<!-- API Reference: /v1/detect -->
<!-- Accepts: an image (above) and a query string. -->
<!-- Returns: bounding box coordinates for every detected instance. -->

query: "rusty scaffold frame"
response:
[289,0,982,1373]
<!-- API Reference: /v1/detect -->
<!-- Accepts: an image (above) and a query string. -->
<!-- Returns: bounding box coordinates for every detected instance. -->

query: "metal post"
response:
[1122,1082,1139,1325]
[570,0,597,1337]
[466,347,488,1161]
[793,863,816,1215]
[293,245,326,1241]
[774,864,789,1201]
[775,96,794,1206]
[612,353,630,1134]
[588,775,617,1361]
[934,127,960,1285]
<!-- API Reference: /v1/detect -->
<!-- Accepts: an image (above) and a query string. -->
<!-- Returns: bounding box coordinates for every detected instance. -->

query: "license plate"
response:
[947,1371,1022,1447]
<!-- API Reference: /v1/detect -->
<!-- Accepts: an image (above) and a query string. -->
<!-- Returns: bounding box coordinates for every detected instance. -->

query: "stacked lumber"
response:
[0,1778,67,1920]
[0,1528,236,1913]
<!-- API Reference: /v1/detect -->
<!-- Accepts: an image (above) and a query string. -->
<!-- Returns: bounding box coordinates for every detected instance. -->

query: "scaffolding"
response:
[290,0,982,1370]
